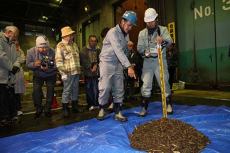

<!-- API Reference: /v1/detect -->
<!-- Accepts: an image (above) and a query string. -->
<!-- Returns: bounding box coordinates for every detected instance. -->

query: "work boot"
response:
[45,111,52,117]
[71,100,78,113]
[0,119,8,127]
[114,111,128,122]
[138,97,149,117]
[44,101,52,117]
[114,103,127,122]
[166,96,173,114]
[97,106,106,121]
[89,105,99,111]
[107,103,114,113]
[34,106,43,119]
[62,103,69,117]
[17,111,23,116]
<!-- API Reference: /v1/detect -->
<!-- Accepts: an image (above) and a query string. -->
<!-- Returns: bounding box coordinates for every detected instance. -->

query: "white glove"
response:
[61,74,67,81]
[144,50,151,57]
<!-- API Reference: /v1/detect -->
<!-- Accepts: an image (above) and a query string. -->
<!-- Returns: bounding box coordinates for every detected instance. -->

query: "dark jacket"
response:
[80,46,100,77]
[128,50,143,78]
[166,45,178,67]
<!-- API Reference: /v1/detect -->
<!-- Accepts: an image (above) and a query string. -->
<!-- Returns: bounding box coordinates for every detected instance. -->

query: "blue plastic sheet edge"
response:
[0,102,230,153]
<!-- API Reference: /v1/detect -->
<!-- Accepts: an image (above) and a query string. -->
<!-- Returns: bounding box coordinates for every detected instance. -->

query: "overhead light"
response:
[42,16,48,20]
[84,5,90,12]
[55,0,62,4]
[84,6,88,12]
[38,16,48,22]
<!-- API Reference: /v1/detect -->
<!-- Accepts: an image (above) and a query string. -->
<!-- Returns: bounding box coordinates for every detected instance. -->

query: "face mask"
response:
[147,27,156,35]
[147,20,158,35]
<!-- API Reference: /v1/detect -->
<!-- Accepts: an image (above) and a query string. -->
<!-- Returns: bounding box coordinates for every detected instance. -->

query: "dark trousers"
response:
[85,77,99,107]
[0,84,17,120]
[15,93,22,111]
[33,75,56,113]
[168,66,176,89]
[124,77,135,100]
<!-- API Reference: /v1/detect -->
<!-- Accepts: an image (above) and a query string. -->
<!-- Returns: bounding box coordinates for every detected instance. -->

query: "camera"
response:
[41,56,54,68]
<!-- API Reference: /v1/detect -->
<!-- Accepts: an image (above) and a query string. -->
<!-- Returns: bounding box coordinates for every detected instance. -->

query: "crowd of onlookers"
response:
[0,8,178,126]
[0,25,110,126]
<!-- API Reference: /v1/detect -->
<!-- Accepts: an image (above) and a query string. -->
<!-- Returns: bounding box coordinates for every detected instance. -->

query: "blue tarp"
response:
[0,102,230,153]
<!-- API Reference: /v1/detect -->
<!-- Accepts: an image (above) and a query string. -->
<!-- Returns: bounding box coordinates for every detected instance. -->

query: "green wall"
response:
[177,0,230,85]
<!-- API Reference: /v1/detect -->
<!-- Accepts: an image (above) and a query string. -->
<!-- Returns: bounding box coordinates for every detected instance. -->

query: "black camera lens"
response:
[49,60,54,67]
[41,62,47,67]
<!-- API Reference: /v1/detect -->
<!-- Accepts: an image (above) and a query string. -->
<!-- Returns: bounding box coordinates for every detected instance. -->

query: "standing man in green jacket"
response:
[80,35,100,111]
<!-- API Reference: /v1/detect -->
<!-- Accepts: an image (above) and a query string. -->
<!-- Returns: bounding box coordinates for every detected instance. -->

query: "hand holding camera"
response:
[34,60,41,67]
[40,56,54,71]
[41,65,48,71]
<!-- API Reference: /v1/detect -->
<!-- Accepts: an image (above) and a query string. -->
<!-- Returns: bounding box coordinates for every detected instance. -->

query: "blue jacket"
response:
[26,47,57,78]
[99,24,131,68]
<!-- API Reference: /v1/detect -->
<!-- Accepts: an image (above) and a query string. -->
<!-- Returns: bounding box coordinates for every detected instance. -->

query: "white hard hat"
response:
[144,8,158,23]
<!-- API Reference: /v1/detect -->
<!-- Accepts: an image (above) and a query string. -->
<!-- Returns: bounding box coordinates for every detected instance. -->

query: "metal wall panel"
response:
[177,0,230,85]
[215,0,230,84]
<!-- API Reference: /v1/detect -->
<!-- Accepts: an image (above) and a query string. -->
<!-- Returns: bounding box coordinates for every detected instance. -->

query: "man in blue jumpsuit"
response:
[137,8,173,117]
[97,11,137,122]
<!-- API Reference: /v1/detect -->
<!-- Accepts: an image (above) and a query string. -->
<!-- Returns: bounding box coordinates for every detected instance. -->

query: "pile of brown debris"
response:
[129,118,210,153]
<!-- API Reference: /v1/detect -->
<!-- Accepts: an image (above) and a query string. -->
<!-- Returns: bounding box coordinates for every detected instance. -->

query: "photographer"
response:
[26,36,57,118]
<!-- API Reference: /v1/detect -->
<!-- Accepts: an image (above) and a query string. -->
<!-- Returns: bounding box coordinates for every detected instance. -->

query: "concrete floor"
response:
[0,84,230,138]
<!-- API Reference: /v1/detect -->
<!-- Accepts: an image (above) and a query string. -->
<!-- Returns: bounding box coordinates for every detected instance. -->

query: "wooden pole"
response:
[157,44,167,118]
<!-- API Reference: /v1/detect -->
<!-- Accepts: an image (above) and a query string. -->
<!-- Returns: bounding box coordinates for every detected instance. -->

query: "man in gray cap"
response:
[26,36,57,118]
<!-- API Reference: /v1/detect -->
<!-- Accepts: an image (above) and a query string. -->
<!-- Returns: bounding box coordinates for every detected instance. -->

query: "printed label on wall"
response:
[194,0,230,20]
